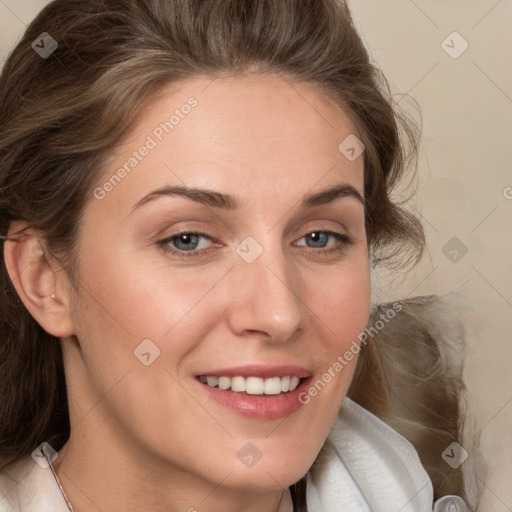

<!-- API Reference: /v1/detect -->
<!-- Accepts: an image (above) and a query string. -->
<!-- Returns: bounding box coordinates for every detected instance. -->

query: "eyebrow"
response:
[130,183,364,214]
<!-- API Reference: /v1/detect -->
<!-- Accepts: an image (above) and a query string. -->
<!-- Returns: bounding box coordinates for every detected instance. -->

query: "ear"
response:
[3,221,76,338]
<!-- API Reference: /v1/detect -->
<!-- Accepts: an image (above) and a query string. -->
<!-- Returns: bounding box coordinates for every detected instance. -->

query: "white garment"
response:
[0,451,70,512]
[305,397,434,512]
[0,398,464,511]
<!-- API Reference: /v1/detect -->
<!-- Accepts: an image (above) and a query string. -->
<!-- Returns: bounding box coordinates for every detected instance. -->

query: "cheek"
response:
[311,258,371,340]
[304,258,371,395]
[70,243,231,399]
[75,246,206,339]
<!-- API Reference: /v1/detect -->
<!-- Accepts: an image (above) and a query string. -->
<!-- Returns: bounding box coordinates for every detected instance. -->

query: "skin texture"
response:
[5,74,371,511]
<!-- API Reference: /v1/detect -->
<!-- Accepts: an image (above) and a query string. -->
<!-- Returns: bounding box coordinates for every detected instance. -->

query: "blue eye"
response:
[157,230,353,259]
[295,230,354,258]
[158,231,213,258]
[302,231,333,248]
[169,233,207,251]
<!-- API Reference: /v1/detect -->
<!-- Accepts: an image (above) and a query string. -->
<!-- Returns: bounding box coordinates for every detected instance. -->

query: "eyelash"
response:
[156,229,354,259]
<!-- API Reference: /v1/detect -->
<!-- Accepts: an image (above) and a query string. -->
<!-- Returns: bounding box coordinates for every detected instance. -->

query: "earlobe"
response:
[3,221,76,338]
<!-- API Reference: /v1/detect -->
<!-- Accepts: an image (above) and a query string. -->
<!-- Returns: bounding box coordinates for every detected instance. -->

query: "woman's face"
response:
[63,74,370,494]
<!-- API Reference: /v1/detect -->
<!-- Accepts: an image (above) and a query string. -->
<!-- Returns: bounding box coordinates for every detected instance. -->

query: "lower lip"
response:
[197,378,312,420]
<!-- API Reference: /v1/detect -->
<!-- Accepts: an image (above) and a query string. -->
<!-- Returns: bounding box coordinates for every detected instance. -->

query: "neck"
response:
[53,430,287,512]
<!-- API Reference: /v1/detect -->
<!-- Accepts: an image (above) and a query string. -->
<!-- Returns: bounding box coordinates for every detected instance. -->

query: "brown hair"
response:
[0,0,479,509]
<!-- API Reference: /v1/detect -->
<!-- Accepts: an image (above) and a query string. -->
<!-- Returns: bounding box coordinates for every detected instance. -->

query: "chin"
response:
[216,454,313,492]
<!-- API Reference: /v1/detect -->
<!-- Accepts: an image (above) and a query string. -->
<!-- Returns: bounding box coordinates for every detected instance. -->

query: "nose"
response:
[226,239,303,344]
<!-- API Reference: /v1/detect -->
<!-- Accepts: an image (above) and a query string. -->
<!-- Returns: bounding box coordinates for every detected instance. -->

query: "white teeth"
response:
[230,376,246,392]
[264,377,282,395]
[218,376,231,390]
[246,377,264,395]
[206,376,219,387]
[200,375,303,394]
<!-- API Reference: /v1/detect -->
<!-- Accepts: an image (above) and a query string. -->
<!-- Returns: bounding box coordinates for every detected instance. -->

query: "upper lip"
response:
[196,365,312,379]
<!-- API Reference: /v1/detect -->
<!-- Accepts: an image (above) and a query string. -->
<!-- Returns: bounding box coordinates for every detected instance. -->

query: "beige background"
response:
[347,2,512,510]
[1,0,511,510]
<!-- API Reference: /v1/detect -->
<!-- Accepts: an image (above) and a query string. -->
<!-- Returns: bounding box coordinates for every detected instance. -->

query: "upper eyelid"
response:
[159,217,354,238]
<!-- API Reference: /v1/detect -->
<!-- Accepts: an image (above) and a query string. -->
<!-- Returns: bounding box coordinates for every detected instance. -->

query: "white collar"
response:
[0,451,71,511]
[303,397,434,512]
[276,396,434,512]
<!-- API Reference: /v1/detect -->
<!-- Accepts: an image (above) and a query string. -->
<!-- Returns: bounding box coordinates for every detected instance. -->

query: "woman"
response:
[0,0,481,510]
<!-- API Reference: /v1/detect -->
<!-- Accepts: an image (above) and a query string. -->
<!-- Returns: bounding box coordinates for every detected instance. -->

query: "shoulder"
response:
[0,456,69,512]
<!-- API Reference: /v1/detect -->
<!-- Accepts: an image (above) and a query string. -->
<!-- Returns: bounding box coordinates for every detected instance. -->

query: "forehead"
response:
[94,74,364,215]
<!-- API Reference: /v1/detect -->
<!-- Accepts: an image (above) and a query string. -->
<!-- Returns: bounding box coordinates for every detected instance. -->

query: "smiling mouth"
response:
[197,375,302,395]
